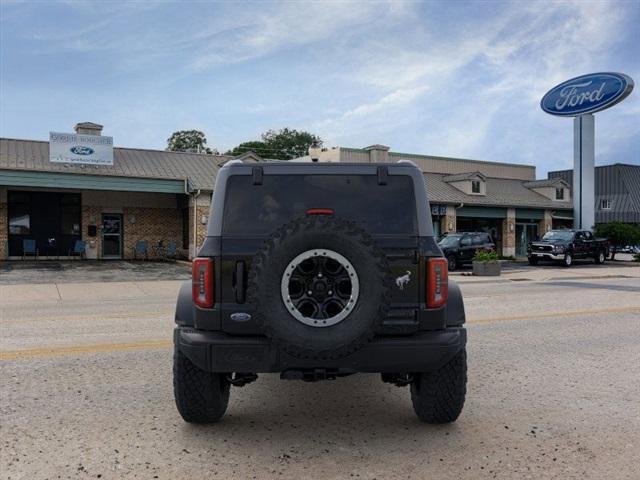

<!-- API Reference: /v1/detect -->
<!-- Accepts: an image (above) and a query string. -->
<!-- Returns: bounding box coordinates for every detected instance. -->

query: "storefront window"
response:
[9,208,30,234]
[8,192,30,234]
[60,194,81,234]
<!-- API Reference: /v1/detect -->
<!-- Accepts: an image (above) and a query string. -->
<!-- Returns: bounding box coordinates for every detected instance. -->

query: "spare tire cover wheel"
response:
[248,216,390,359]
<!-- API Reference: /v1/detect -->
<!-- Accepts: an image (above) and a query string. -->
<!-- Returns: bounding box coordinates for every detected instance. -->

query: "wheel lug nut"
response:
[328,290,333,295]
[318,273,323,277]
[308,290,313,295]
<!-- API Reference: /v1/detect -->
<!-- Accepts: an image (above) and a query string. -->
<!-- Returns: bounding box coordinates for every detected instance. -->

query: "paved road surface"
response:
[1,270,639,479]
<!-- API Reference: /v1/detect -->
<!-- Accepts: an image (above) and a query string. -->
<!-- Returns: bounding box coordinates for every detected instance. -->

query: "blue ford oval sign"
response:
[541,72,634,116]
[70,145,95,155]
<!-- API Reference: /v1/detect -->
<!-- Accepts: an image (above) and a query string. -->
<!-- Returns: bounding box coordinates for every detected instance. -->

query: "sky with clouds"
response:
[1,0,638,176]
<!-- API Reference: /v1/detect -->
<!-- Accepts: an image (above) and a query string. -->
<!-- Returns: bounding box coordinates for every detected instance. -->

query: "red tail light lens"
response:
[192,257,214,308]
[305,208,335,215]
[426,258,448,308]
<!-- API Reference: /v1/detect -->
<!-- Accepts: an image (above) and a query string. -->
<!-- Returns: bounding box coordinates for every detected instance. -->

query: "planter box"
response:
[472,261,501,276]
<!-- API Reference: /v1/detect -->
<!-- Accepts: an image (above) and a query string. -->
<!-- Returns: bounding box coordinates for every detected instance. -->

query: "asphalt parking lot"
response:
[1,261,640,479]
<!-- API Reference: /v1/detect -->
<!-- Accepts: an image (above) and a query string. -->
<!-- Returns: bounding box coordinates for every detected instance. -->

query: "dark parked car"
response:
[173,160,467,424]
[527,230,609,267]
[438,232,496,271]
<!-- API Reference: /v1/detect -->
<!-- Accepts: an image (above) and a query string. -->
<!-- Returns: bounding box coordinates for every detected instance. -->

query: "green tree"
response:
[594,222,640,260]
[225,141,268,157]
[166,130,217,154]
[226,128,322,160]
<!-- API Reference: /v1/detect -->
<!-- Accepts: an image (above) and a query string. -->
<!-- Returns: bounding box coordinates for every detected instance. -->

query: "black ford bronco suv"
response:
[173,160,467,423]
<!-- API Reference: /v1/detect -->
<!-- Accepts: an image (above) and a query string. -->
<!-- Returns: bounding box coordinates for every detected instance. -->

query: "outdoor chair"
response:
[68,240,86,260]
[165,240,178,260]
[22,239,38,261]
[133,240,149,260]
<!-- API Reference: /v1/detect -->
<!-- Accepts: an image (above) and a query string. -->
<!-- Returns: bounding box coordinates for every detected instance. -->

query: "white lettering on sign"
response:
[554,81,606,111]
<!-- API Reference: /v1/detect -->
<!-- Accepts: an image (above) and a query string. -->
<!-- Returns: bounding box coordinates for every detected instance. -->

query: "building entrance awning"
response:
[552,213,574,220]
[1,169,187,194]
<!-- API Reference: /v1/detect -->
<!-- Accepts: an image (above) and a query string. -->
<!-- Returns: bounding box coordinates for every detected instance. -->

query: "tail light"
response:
[192,257,214,308]
[306,208,335,215]
[426,258,448,308]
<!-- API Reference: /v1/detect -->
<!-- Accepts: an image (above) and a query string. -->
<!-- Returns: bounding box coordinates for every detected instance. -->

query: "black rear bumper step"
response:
[175,327,466,374]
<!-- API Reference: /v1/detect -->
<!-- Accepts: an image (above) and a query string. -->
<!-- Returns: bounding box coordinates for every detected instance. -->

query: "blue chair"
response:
[22,239,38,261]
[133,240,149,260]
[165,241,178,260]
[68,240,86,260]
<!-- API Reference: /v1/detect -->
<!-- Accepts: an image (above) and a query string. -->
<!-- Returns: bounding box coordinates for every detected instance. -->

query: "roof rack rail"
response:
[222,159,243,167]
[397,159,418,167]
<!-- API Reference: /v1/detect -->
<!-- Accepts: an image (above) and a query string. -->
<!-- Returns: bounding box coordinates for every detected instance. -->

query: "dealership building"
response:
[0,122,583,261]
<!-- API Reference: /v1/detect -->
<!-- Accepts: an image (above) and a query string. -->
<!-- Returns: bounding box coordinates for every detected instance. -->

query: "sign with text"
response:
[540,72,634,117]
[49,132,114,165]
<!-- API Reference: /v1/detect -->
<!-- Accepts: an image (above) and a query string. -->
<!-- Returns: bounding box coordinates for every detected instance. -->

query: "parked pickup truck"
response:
[527,230,609,267]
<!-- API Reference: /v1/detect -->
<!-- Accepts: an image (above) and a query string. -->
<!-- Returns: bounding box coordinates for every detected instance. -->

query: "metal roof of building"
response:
[523,178,568,188]
[442,171,486,182]
[0,137,227,191]
[424,172,573,210]
[1,137,573,210]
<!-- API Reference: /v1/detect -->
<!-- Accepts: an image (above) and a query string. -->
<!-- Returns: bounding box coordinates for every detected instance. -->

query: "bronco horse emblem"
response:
[395,271,411,290]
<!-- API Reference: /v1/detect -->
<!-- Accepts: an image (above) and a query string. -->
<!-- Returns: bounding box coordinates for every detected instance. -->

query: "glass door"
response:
[516,223,539,257]
[102,214,123,259]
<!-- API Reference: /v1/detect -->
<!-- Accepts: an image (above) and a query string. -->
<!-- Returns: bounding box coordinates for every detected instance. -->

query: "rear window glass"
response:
[222,174,417,236]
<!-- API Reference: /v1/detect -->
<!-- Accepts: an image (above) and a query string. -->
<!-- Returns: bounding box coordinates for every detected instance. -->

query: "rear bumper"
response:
[175,327,466,374]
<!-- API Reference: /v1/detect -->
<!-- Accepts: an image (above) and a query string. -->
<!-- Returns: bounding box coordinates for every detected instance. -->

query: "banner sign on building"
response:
[49,132,114,165]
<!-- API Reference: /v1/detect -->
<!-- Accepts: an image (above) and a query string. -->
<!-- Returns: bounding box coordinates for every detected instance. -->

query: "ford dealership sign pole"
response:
[541,72,633,230]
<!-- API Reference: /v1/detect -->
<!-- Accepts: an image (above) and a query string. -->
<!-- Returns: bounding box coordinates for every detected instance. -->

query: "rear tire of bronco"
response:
[173,347,230,423]
[410,348,467,423]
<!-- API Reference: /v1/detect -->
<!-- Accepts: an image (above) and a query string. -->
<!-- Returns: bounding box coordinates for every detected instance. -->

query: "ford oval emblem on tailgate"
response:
[230,312,252,322]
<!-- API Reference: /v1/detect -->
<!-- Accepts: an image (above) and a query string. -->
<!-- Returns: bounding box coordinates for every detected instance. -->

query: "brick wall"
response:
[81,205,103,259]
[440,205,457,234]
[122,206,183,260]
[188,193,212,258]
[539,210,553,237]
[501,208,516,257]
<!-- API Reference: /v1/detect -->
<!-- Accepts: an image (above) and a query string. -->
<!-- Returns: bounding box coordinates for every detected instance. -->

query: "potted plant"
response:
[472,250,501,276]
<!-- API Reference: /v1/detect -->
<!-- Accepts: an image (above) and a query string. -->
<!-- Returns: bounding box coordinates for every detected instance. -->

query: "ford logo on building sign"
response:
[70,146,95,155]
[541,72,634,116]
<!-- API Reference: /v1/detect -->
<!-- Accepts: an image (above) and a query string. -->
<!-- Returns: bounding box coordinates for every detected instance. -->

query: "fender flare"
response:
[175,281,195,327]
[446,280,466,326]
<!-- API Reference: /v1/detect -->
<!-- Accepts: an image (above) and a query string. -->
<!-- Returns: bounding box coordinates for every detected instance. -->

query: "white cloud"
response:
[307,0,636,174]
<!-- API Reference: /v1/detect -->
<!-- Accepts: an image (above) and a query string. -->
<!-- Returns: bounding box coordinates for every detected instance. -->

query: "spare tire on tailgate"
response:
[247,215,391,360]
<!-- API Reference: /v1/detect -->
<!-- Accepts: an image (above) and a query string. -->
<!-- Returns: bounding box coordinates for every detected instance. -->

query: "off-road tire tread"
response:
[247,216,391,360]
[410,348,467,423]
[173,347,230,423]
